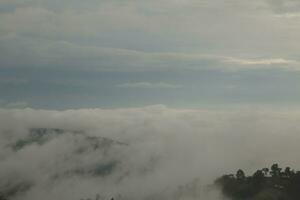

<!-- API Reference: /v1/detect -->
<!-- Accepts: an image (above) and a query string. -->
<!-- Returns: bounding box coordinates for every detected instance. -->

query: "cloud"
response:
[1,0,300,73]
[274,12,300,18]
[224,57,296,65]
[265,0,300,14]
[1,106,300,200]
[117,82,182,89]
[0,101,29,109]
[263,0,300,18]
[222,57,300,70]
[1,35,298,72]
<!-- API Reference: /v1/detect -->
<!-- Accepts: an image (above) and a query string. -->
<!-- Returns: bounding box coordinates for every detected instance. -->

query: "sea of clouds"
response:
[1,105,300,200]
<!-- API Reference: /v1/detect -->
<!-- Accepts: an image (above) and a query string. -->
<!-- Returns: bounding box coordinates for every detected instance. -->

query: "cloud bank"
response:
[1,105,300,200]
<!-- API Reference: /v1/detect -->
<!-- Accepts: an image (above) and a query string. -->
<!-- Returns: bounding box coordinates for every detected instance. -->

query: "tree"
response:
[236,169,245,180]
[215,164,300,200]
[270,163,282,177]
[285,167,292,177]
[253,170,264,183]
[262,168,269,176]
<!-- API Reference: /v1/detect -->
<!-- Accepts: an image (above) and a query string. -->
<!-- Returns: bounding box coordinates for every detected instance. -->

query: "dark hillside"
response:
[215,164,300,200]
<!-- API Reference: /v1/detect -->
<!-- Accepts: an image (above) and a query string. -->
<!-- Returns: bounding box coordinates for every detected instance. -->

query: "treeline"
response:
[215,164,300,200]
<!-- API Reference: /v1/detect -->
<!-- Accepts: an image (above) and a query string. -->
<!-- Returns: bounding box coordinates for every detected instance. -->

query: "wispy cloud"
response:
[273,12,300,18]
[117,82,182,89]
[224,57,297,65]
[1,1,300,73]
[3,35,298,72]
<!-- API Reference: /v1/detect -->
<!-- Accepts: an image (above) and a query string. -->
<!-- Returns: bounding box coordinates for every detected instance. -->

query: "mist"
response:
[1,105,300,200]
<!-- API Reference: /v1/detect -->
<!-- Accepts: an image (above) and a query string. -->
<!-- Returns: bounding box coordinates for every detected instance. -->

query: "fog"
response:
[1,105,300,200]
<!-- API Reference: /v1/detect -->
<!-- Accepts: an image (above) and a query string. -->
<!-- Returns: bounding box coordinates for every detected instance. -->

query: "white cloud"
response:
[224,57,296,65]
[275,13,300,18]
[1,106,300,199]
[117,82,182,89]
[221,56,300,71]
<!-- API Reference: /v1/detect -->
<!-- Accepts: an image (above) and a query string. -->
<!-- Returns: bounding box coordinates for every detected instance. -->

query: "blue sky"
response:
[1,0,300,109]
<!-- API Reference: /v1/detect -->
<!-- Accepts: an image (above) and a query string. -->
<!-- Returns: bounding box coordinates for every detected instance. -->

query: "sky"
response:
[1,0,300,109]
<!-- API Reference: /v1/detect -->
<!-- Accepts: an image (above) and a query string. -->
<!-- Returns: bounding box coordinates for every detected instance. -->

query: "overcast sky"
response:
[1,0,300,109]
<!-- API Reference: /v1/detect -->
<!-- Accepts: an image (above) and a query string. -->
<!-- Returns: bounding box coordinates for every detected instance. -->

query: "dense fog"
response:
[1,105,300,200]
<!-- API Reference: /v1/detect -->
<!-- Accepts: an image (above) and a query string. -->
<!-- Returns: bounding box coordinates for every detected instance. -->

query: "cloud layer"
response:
[1,0,300,72]
[1,105,300,200]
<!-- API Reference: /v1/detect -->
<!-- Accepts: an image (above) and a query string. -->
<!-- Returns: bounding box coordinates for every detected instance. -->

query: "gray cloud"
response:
[1,0,300,72]
[266,0,300,14]
[1,35,298,72]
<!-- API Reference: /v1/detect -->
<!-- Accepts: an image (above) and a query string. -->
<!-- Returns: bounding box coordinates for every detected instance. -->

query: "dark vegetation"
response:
[215,164,300,200]
[0,182,31,200]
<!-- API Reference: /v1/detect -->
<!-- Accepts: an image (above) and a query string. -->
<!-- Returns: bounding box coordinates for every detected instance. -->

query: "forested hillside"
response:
[215,164,300,200]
